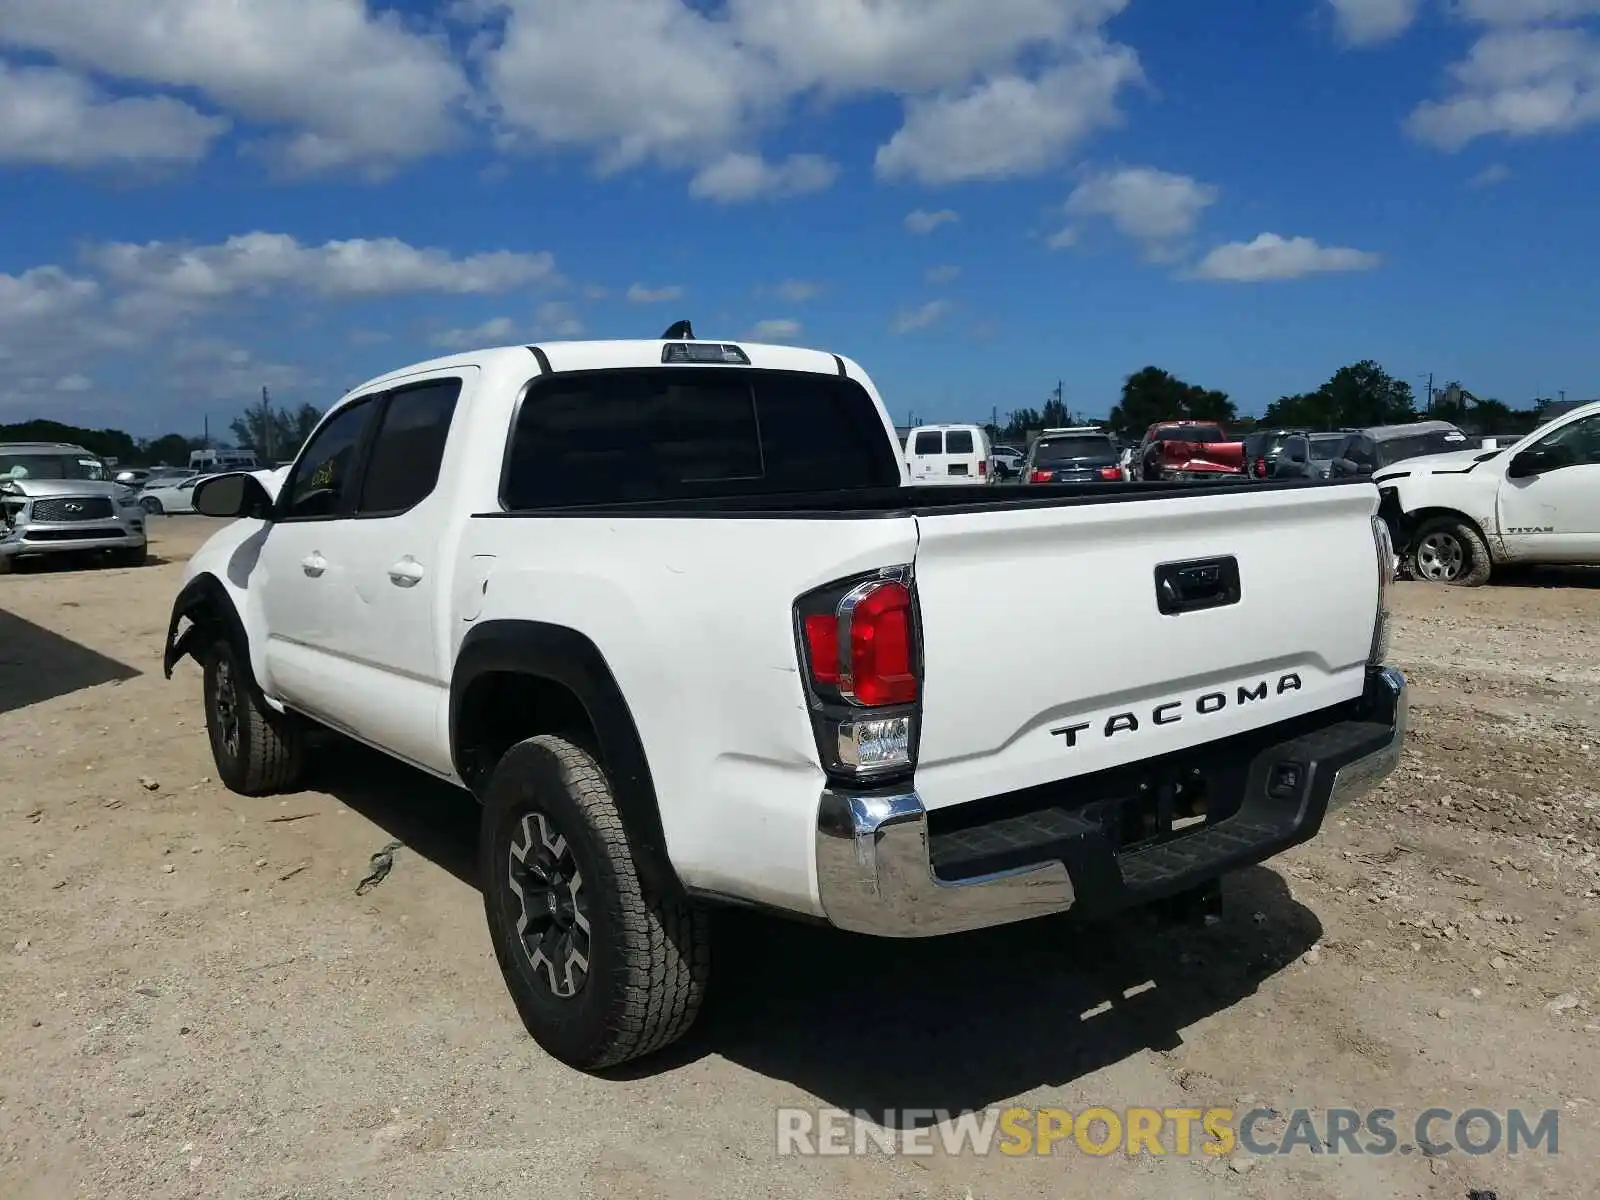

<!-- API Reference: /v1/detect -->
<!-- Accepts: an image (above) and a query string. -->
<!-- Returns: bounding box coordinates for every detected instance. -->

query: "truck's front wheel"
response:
[202,638,305,795]
[481,735,711,1072]
[1408,516,1492,586]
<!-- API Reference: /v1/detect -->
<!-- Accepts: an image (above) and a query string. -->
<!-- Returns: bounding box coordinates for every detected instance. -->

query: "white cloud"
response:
[627,283,685,303]
[746,317,802,341]
[924,264,962,284]
[874,47,1143,183]
[431,316,519,348]
[1406,25,1600,148]
[1046,227,1080,250]
[0,62,227,167]
[688,152,839,202]
[87,233,557,312]
[534,300,584,337]
[483,0,1139,192]
[1325,0,1421,45]
[0,265,99,324]
[905,208,960,234]
[1189,233,1381,282]
[762,279,823,302]
[54,373,92,392]
[0,0,468,172]
[1469,161,1513,185]
[484,0,777,172]
[730,0,1128,94]
[891,299,953,333]
[1060,166,1218,254]
[1456,0,1600,22]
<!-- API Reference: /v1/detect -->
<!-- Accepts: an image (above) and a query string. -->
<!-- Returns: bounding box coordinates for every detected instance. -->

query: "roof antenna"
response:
[661,319,694,340]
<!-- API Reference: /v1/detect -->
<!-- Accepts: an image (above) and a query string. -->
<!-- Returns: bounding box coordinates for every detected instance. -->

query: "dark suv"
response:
[1022,429,1124,484]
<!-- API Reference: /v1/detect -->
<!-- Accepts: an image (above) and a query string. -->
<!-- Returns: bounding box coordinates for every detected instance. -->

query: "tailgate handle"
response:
[1155,557,1240,615]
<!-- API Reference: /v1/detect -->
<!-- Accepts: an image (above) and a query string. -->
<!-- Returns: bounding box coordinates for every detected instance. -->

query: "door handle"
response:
[387,558,425,587]
[301,552,327,578]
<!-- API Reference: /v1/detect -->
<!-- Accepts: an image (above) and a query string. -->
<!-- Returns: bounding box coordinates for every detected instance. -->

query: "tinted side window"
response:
[357,379,462,514]
[502,368,900,508]
[1534,413,1600,466]
[281,398,375,520]
[945,430,974,454]
[913,431,943,454]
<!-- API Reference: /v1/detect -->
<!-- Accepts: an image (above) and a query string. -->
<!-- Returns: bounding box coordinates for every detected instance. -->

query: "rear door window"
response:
[912,431,943,455]
[356,378,463,515]
[945,430,975,454]
[502,368,902,508]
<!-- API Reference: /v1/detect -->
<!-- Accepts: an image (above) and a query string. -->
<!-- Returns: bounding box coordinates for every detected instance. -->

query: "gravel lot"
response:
[3,517,1597,1199]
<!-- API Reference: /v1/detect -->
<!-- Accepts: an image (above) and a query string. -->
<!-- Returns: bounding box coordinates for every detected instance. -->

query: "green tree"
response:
[140,433,197,466]
[1261,360,1417,429]
[998,406,1042,442]
[0,418,141,462]
[230,400,324,461]
[1106,366,1236,438]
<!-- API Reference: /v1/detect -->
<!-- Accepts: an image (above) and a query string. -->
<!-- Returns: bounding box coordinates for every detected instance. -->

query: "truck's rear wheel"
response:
[482,734,711,1071]
[202,637,304,795]
[1408,517,1492,587]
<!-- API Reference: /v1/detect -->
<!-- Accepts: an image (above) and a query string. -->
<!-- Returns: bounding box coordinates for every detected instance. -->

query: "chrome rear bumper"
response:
[815,667,1407,938]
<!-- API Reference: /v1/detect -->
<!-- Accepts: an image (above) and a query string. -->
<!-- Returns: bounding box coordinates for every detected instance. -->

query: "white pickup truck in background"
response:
[1377,399,1600,585]
[163,329,1407,1071]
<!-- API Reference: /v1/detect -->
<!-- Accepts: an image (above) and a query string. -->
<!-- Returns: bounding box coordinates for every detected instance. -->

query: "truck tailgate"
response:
[909,483,1380,809]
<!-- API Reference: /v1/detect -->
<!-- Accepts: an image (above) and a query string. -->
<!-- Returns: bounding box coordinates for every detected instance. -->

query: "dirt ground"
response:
[2,517,1596,1199]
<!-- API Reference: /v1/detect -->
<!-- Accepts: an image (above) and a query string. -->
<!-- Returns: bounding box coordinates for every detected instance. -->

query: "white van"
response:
[904,423,991,485]
[189,448,259,472]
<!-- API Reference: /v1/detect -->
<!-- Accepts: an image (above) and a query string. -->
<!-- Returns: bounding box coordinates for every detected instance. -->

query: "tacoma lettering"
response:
[1051,673,1302,747]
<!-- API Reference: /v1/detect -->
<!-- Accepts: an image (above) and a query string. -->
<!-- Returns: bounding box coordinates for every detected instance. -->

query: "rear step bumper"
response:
[815,666,1407,937]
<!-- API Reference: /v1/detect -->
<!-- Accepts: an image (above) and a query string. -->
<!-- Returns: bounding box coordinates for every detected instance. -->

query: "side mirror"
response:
[193,472,274,519]
[1509,445,1571,478]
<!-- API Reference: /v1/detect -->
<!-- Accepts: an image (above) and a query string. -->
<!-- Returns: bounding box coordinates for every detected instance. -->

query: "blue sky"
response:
[0,0,1596,436]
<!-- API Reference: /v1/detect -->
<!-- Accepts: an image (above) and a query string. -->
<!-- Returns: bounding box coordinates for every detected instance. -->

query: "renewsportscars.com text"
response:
[775,1106,1560,1158]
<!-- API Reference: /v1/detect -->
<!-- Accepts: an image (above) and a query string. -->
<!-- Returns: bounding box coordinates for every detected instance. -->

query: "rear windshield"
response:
[912,431,942,454]
[1244,432,1293,457]
[502,367,902,508]
[944,430,975,454]
[1033,435,1115,462]
[1154,425,1225,444]
[1375,430,1470,467]
[0,453,107,481]
[1308,437,1347,460]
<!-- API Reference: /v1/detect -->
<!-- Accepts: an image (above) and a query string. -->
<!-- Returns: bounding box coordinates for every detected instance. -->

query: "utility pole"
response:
[260,385,273,461]
[1426,372,1433,415]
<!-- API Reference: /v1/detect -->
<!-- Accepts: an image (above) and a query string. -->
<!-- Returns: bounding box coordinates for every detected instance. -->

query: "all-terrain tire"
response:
[1408,516,1493,587]
[482,734,711,1072]
[202,637,304,795]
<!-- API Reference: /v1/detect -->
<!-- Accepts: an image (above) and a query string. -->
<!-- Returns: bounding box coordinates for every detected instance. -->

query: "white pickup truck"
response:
[1376,399,1600,585]
[163,330,1407,1070]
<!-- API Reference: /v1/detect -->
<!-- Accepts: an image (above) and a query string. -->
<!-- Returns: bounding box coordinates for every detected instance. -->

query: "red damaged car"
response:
[1138,421,1247,482]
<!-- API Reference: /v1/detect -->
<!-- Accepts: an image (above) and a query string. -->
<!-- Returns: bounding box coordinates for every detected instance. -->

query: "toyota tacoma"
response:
[161,327,1408,1070]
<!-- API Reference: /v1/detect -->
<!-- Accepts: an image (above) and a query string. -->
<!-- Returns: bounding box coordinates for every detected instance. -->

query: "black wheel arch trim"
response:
[163,573,252,681]
[451,619,684,900]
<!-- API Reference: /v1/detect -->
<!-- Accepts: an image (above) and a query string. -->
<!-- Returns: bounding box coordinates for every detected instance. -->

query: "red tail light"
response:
[1097,465,1120,480]
[802,614,839,684]
[1029,469,1053,483]
[795,570,921,782]
[978,459,987,476]
[802,580,916,706]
